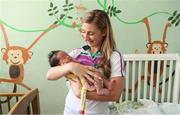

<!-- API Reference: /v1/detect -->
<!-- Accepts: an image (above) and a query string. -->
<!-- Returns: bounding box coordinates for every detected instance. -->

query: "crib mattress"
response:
[115,99,180,114]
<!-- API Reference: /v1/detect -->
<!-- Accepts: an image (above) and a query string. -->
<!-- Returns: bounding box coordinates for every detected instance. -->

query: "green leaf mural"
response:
[168,10,180,27]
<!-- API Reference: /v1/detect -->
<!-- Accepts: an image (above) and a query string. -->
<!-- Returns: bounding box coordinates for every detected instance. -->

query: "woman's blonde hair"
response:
[82,9,116,79]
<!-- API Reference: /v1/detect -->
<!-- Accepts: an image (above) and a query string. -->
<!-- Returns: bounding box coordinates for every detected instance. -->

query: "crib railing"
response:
[8,88,40,114]
[120,53,180,104]
[0,88,40,114]
[0,92,25,114]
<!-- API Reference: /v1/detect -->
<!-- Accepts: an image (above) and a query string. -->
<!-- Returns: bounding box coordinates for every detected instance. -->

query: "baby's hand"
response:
[108,80,116,91]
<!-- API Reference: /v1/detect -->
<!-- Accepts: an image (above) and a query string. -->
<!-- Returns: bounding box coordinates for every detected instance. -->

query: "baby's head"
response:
[48,50,73,67]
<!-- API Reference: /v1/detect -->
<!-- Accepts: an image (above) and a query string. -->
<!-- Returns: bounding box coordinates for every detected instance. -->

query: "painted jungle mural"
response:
[0,0,179,110]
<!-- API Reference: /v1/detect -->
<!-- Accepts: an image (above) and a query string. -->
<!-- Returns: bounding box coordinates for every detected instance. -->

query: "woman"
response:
[46,9,125,114]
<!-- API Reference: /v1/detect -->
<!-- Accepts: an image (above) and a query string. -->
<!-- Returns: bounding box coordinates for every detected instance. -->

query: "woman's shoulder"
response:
[68,47,83,58]
[110,50,125,77]
[69,47,82,53]
[111,49,124,59]
[68,45,89,55]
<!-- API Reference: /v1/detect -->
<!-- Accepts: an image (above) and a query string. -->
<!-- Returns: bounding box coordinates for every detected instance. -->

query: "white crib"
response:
[113,53,180,114]
[120,53,180,104]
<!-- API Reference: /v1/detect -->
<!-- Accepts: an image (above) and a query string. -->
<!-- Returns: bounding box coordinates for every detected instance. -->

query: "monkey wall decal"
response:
[0,23,58,90]
[144,17,171,54]
[128,17,171,94]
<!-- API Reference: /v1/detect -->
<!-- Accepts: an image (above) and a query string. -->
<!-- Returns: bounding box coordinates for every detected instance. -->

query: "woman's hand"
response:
[69,62,101,83]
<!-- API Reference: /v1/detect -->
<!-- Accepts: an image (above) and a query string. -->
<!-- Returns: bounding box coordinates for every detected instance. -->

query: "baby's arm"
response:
[91,70,107,95]
[93,72,116,95]
[94,77,106,95]
[94,78,112,95]
[103,78,115,91]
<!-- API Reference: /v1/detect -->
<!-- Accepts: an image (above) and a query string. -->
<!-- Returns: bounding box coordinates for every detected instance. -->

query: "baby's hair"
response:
[48,50,61,67]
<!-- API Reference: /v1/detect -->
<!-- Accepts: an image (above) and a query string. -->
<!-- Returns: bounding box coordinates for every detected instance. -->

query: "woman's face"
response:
[80,23,105,50]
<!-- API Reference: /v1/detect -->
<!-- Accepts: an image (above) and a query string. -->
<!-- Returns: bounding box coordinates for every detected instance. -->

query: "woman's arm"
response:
[86,77,124,102]
[72,76,124,102]
[86,69,124,101]
[46,62,97,82]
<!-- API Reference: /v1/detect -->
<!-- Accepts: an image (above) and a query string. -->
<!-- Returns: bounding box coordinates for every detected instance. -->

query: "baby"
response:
[48,50,114,95]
